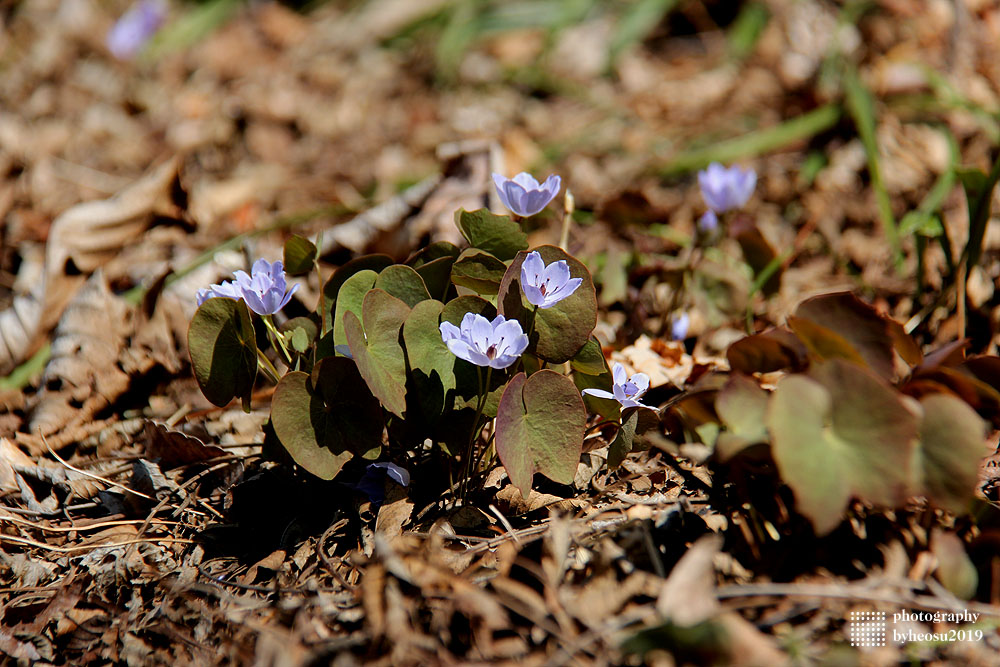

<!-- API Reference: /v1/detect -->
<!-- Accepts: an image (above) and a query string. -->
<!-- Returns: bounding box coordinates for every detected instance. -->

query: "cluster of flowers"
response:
[198,166,762,415]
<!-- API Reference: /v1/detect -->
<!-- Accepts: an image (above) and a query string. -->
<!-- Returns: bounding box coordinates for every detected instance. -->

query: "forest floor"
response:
[4,0,1000,664]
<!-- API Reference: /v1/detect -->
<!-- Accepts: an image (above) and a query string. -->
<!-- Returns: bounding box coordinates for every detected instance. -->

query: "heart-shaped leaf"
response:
[570,337,610,376]
[726,328,808,374]
[403,299,456,399]
[414,256,456,302]
[283,234,317,276]
[793,292,896,378]
[766,359,919,535]
[333,269,378,348]
[496,370,586,498]
[498,245,598,363]
[915,394,988,513]
[450,248,508,295]
[374,264,431,307]
[270,358,384,480]
[322,254,393,327]
[188,298,258,410]
[787,316,867,368]
[715,374,769,460]
[456,208,528,261]
[344,289,410,418]
[441,295,496,326]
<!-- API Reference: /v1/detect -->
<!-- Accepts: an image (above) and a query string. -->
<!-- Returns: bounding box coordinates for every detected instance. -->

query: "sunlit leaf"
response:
[450,248,508,295]
[333,269,378,348]
[915,394,987,514]
[456,208,528,261]
[188,298,257,410]
[283,234,317,276]
[344,289,410,418]
[767,359,918,535]
[498,245,597,363]
[374,264,431,307]
[495,370,586,498]
[793,292,896,378]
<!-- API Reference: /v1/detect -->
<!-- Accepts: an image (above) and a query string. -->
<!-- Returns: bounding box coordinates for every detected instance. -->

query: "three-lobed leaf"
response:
[456,208,528,261]
[283,234,317,275]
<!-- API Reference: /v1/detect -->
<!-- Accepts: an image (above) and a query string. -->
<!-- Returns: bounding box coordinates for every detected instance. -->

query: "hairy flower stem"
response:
[263,315,293,367]
[460,366,492,502]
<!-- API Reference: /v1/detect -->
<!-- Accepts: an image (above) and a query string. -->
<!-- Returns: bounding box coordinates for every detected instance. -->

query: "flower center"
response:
[486,345,497,360]
[539,282,548,296]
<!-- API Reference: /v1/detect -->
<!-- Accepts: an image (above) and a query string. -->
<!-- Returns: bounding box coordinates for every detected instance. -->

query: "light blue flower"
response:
[196,258,299,315]
[107,0,166,61]
[236,259,299,316]
[520,251,582,309]
[697,162,756,213]
[582,362,652,409]
[492,172,561,217]
[671,312,690,341]
[440,313,528,369]
[196,279,243,306]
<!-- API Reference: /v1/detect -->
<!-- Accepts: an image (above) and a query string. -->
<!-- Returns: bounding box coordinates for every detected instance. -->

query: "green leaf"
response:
[407,241,461,267]
[570,337,610,376]
[607,407,658,469]
[402,299,456,399]
[188,298,258,410]
[414,255,456,302]
[279,316,318,355]
[450,248,508,295]
[456,208,528,261]
[333,269,378,348]
[323,254,393,327]
[715,374,769,460]
[270,359,383,480]
[793,292,896,378]
[374,264,431,307]
[344,289,410,418]
[915,394,987,514]
[283,234,317,276]
[495,370,587,498]
[766,359,919,535]
[931,529,978,600]
[498,245,598,363]
[441,295,496,326]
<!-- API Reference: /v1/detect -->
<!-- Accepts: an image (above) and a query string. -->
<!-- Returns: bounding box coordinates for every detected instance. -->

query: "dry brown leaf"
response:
[656,535,722,625]
[143,422,227,467]
[0,437,34,492]
[0,158,183,374]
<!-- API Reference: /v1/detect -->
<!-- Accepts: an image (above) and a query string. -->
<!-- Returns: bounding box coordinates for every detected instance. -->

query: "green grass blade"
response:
[843,66,901,269]
[658,104,841,176]
[607,0,679,70]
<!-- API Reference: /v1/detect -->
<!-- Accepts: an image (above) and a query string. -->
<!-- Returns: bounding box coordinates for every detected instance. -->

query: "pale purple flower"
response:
[196,258,299,315]
[356,462,410,506]
[520,251,582,309]
[493,172,561,217]
[107,0,166,60]
[196,279,243,306]
[671,312,690,341]
[236,259,299,316]
[440,313,528,369]
[582,362,652,409]
[697,210,719,233]
[698,163,756,213]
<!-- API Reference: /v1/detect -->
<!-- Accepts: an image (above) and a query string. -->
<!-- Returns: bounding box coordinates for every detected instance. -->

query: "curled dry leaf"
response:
[0,158,183,374]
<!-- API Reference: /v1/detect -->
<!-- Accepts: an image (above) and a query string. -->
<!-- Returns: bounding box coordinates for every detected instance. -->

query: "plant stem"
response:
[558,189,574,251]
[263,315,294,367]
[256,350,281,384]
[460,366,492,502]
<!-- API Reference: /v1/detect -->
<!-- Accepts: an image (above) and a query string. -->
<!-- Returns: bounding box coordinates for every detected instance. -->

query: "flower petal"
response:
[612,363,627,386]
[581,388,616,400]
[511,172,541,190]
